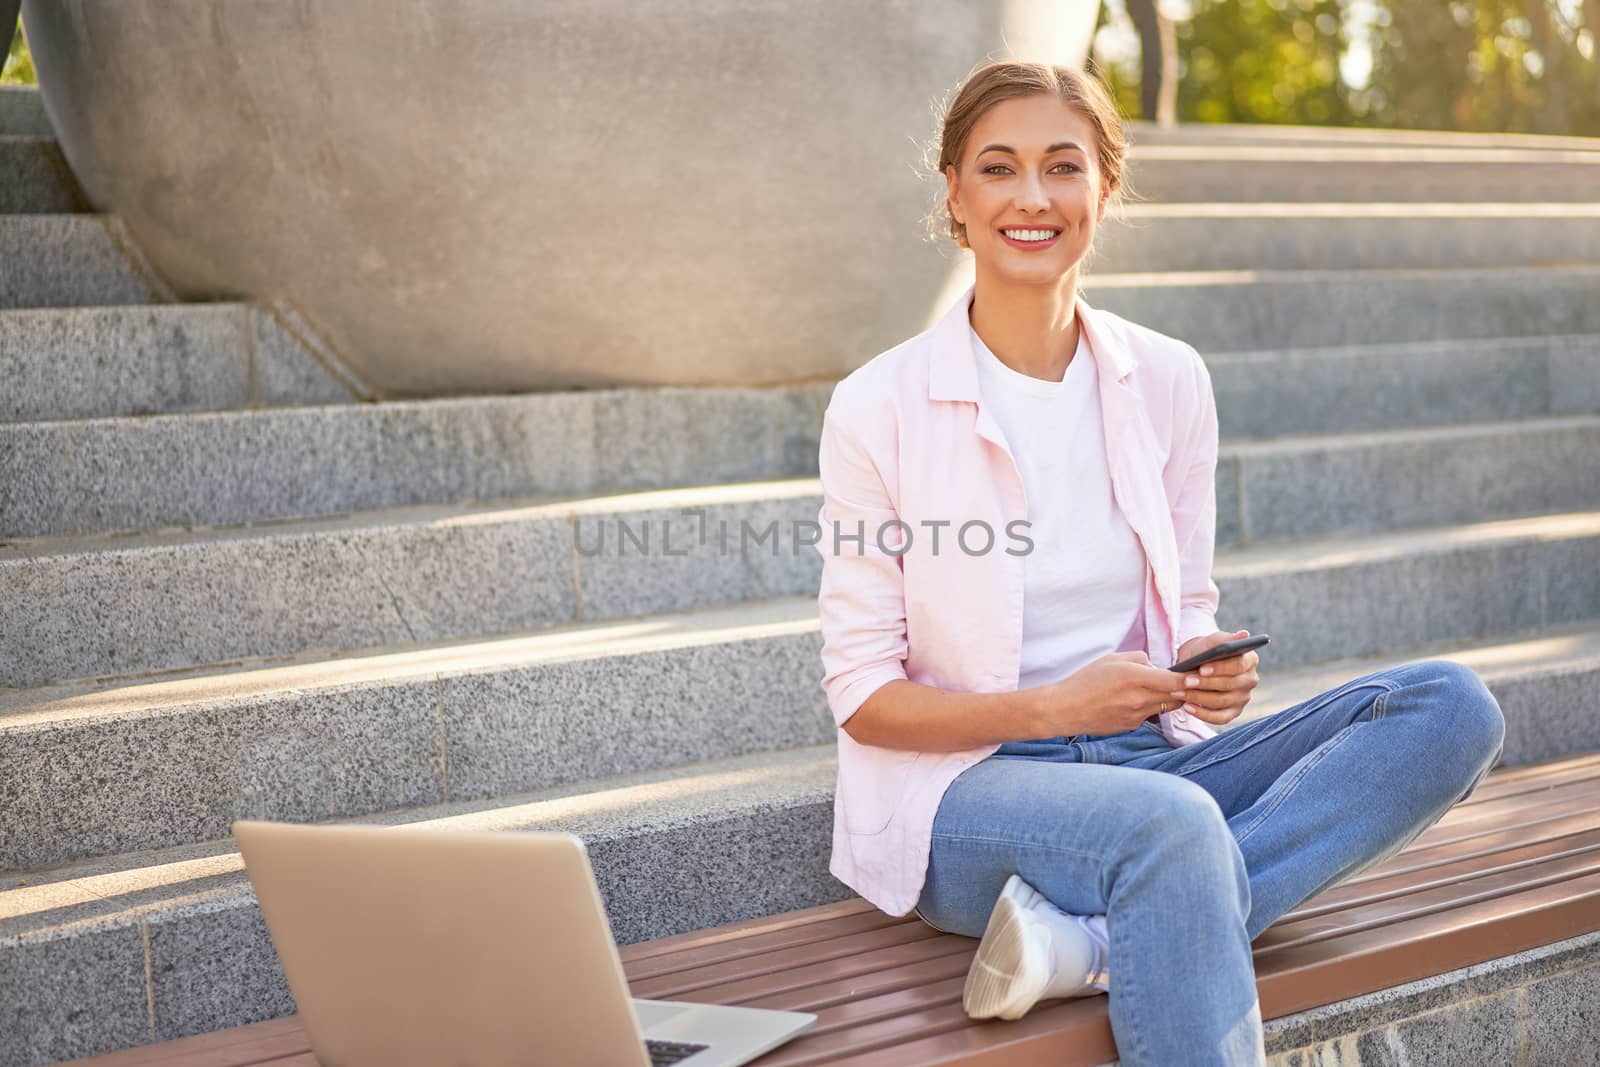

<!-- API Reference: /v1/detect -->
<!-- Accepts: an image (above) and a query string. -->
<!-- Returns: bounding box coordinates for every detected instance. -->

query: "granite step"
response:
[1205,334,1600,440]
[0,215,162,308]
[1095,204,1600,273]
[1126,118,1600,152]
[0,327,1594,536]
[0,381,834,537]
[2,483,1598,690]
[0,137,84,213]
[0,596,830,873]
[0,86,50,137]
[1,556,1597,875]
[0,303,360,422]
[7,368,1593,540]
[1081,263,1600,351]
[0,482,826,688]
[1215,414,1600,547]
[1125,146,1600,203]
[3,625,1598,1066]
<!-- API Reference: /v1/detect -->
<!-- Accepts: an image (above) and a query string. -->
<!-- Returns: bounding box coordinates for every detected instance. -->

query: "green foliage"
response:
[2,16,35,85]
[1179,0,1359,127]
[1366,0,1600,134]
[1099,0,1600,136]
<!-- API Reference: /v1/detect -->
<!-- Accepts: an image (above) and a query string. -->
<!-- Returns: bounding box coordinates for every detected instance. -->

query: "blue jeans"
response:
[912,660,1506,1066]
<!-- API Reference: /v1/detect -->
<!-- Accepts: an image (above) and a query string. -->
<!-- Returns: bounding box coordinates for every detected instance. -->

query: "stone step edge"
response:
[5,426,1598,561]
[0,476,823,557]
[1130,144,1600,163]
[0,742,840,939]
[1121,202,1600,218]
[1,374,833,431]
[4,324,1593,433]
[1223,411,1599,456]
[0,212,178,304]
[1084,261,1600,287]
[1204,331,1600,363]
[14,204,1600,226]
[0,594,824,726]
[6,617,1600,912]
[1124,117,1600,152]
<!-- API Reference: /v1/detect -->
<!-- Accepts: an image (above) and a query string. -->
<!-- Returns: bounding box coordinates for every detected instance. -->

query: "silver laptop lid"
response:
[233,820,651,1067]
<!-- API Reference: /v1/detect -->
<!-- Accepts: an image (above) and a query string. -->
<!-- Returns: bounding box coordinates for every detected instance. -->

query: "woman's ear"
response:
[944,164,963,230]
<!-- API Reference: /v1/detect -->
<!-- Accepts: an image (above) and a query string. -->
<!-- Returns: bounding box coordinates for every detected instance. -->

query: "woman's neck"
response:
[967,272,1082,382]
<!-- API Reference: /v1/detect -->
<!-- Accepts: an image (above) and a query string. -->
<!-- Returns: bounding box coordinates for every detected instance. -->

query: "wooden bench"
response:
[63,751,1600,1066]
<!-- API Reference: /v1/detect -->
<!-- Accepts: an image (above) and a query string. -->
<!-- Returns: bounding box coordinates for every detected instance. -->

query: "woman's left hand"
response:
[1169,629,1261,727]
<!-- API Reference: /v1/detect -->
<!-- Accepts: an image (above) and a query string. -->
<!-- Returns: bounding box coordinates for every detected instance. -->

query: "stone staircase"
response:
[1,80,1598,1064]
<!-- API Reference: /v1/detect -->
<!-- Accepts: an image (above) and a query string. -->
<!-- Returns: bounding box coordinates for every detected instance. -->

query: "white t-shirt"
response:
[969,321,1149,692]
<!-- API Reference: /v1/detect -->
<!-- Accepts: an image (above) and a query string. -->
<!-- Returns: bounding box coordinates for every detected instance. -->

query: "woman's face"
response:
[945,94,1108,287]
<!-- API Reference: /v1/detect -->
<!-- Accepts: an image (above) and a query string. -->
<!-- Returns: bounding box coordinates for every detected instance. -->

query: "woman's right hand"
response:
[1036,651,1188,737]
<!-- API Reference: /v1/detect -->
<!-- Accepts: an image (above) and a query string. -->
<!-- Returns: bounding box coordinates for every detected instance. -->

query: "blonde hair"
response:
[924,59,1141,252]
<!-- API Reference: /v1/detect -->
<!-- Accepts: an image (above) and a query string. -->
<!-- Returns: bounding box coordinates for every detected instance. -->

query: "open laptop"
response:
[233,820,817,1066]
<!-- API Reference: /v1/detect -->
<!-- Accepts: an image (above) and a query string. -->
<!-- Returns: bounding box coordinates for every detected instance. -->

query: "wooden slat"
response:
[62,1018,310,1066]
[617,898,878,963]
[623,905,916,982]
[1425,775,1600,834]
[629,928,970,1001]
[630,921,940,1004]
[1454,751,1600,802]
[748,978,1113,1067]
[1395,777,1600,851]
[1284,825,1600,920]
[1255,848,1600,954]
[707,945,973,1014]
[768,992,1113,1067]
[1330,809,1600,891]
[1253,870,1600,1017]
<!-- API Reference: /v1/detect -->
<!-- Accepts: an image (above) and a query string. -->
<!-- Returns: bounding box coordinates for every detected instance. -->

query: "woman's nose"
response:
[1014,177,1049,211]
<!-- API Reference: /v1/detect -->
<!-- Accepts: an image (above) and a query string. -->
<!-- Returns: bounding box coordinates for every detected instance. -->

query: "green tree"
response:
[1098,0,1600,136]
[1367,0,1600,134]
[1177,0,1360,126]
[2,16,35,85]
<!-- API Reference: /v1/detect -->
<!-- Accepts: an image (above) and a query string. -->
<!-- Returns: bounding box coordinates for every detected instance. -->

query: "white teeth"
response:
[1003,229,1059,242]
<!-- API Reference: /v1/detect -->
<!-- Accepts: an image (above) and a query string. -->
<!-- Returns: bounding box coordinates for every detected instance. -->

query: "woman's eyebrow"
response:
[977,141,1084,157]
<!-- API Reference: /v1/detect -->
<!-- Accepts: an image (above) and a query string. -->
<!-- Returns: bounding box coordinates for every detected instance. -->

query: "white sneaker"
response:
[963,874,1101,1021]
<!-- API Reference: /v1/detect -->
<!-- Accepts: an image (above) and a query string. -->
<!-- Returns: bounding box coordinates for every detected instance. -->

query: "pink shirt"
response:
[812,280,1223,917]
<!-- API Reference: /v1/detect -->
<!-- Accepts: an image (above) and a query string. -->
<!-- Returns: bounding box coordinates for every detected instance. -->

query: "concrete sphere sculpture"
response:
[22,0,1097,395]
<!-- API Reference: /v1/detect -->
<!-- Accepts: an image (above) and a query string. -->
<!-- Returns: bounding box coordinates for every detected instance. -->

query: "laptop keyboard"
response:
[645,1037,712,1065]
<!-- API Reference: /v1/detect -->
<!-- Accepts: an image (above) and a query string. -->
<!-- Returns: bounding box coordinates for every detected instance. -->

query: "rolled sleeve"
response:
[1171,346,1222,650]
[813,404,910,730]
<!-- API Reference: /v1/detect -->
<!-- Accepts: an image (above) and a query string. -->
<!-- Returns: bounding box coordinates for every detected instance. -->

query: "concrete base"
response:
[21,0,1099,395]
[1091,929,1600,1066]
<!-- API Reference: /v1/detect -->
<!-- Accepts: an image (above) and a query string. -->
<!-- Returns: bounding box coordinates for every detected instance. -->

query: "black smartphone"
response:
[1170,634,1269,675]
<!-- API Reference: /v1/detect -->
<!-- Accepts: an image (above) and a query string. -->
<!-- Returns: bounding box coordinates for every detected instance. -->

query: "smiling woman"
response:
[812,58,1506,1067]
